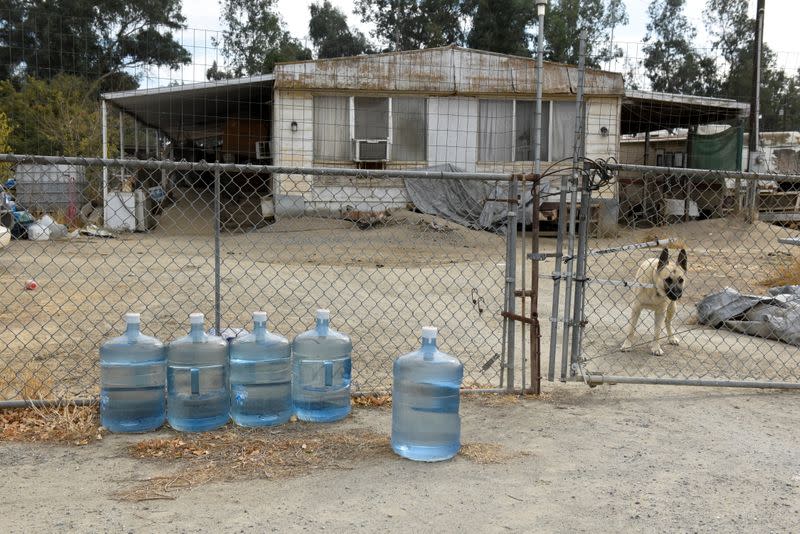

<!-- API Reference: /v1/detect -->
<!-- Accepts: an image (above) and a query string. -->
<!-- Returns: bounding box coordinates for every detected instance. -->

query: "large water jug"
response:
[100,313,166,433]
[392,326,463,462]
[229,311,292,427]
[292,309,352,422]
[167,312,229,432]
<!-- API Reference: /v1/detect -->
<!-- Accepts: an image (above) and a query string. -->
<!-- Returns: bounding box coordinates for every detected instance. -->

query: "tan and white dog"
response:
[621,247,687,356]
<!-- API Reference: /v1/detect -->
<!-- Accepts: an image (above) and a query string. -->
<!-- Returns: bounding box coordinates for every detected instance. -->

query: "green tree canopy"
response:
[309,1,373,59]
[544,0,629,67]
[465,0,534,56]
[642,0,719,96]
[354,0,467,51]
[0,0,191,92]
[211,0,311,78]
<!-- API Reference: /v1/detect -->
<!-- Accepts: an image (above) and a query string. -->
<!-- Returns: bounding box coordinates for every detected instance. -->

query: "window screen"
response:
[391,97,427,162]
[313,96,350,161]
[550,101,578,161]
[514,101,550,161]
[478,100,513,161]
[354,97,389,139]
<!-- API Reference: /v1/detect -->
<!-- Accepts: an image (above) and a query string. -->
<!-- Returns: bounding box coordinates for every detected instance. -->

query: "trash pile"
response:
[0,179,114,247]
[696,285,800,347]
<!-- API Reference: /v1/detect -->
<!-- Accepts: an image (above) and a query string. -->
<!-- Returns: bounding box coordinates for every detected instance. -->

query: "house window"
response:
[391,97,427,161]
[354,97,389,139]
[479,99,579,162]
[313,96,350,161]
[313,95,427,162]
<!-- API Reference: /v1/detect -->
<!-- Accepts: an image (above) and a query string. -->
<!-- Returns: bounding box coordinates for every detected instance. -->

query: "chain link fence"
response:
[0,155,513,402]
[571,164,800,387]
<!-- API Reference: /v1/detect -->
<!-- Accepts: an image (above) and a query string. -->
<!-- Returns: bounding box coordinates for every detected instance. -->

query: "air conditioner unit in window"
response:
[352,139,389,162]
[255,140,270,160]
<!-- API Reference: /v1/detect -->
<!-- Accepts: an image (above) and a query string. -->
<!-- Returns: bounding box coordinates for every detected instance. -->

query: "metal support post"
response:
[529,177,541,394]
[550,30,586,381]
[745,0,765,223]
[570,166,593,373]
[504,177,519,390]
[214,165,222,335]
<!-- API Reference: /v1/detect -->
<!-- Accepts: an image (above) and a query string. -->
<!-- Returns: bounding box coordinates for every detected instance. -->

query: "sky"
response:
[152,0,800,86]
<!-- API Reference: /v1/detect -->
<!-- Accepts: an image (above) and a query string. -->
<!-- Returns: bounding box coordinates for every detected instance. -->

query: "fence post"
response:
[551,29,586,382]
[503,176,519,391]
[570,164,593,375]
[214,164,222,335]
[529,176,541,394]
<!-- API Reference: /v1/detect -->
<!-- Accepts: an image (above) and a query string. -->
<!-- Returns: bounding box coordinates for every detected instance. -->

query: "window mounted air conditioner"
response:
[352,139,389,162]
[255,141,270,160]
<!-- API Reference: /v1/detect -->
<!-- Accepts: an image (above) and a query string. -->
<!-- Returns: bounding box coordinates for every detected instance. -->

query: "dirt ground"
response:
[1,384,799,533]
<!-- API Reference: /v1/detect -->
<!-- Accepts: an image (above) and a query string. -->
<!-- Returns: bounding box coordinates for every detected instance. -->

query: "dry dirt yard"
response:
[1,383,799,533]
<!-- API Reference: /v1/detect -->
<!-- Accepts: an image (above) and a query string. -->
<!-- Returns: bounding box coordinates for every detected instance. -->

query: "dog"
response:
[620,247,687,356]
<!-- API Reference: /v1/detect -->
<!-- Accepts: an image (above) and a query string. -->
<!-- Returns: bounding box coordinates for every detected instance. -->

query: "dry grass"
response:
[118,422,521,501]
[118,425,394,501]
[0,403,103,445]
[351,394,392,408]
[0,368,56,400]
[760,255,800,287]
[460,442,524,464]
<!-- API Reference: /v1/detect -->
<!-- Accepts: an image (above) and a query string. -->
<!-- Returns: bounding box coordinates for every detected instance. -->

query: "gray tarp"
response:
[404,164,549,232]
[696,285,800,347]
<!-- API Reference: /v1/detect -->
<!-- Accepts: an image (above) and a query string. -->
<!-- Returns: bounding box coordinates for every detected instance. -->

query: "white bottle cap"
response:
[421,326,438,340]
[253,311,267,322]
[124,312,141,324]
[190,312,204,325]
[316,309,330,321]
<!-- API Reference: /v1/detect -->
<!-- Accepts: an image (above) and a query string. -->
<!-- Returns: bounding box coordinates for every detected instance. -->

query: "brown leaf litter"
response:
[0,403,104,446]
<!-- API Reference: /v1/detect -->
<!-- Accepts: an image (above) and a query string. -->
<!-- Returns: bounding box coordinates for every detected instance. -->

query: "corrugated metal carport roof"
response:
[622,89,750,135]
[102,74,274,141]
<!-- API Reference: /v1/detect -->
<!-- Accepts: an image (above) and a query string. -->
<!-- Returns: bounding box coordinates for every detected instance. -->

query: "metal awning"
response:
[622,89,750,135]
[101,74,275,142]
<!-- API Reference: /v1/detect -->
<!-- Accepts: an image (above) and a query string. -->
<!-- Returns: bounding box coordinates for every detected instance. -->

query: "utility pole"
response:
[745,0,765,223]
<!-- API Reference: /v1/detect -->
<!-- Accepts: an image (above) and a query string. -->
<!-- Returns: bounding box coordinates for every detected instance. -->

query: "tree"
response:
[0,0,191,92]
[0,75,115,156]
[465,0,535,56]
[0,111,12,181]
[213,0,311,77]
[354,0,466,51]
[309,1,373,59]
[703,0,800,131]
[642,0,719,96]
[544,0,629,67]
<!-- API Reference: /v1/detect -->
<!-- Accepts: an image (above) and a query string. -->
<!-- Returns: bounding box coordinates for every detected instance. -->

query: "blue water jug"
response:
[292,309,352,422]
[100,313,166,433]
[167,312,229,432]
[229,311,292,427]
[392,326,463,462]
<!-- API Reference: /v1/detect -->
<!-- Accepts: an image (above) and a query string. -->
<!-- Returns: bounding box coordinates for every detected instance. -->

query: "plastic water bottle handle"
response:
[190,368,200,395]
[324,360,333,387]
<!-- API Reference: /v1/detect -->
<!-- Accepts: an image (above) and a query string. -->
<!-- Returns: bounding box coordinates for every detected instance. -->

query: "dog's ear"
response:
[657,248,669,272]
[677,248,688,272]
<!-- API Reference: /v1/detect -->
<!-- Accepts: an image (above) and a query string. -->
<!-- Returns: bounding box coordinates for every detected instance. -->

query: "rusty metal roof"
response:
[273,45,623,96]
[622,89,750,135]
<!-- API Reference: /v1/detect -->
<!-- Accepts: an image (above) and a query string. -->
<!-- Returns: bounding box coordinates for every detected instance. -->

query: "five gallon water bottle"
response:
[292,309,352,422]
[99,313,166,433]
[392,326,463,461]
[167,313,229,432]
[229,311,292,427]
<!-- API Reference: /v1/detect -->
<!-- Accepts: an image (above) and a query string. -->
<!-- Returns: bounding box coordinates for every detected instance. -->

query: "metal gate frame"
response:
[557,162,800,390]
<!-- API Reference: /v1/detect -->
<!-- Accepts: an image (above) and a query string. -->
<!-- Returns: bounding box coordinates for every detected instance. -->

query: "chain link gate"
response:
[0,154,517,405]
[554,163,800,389]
